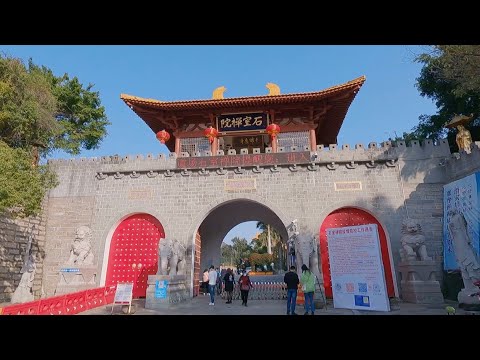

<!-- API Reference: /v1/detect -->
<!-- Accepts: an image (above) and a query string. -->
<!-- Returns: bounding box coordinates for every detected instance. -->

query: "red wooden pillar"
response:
[269,109,278,153]
[309,129,317,151]
[211,137,218,155]
[271,137,278,153]
[175,137,181,155]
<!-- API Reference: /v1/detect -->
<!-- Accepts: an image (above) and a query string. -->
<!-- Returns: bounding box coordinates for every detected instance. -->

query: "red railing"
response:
[0,284,117,315]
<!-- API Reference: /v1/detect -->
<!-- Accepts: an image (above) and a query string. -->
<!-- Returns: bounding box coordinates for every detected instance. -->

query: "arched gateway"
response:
[38,76,451,308]
[191,198,289,295]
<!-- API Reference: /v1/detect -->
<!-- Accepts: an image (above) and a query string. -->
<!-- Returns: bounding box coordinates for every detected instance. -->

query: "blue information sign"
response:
[155,280,169,299]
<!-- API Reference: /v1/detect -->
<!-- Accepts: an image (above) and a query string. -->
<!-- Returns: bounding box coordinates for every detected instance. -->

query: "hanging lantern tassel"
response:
[156,129,171,144]
[266,123,281,140]
[204,126,219,144]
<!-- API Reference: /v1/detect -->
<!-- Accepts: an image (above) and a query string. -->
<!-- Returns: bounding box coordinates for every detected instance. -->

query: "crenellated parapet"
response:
[445,141,480,182]
[391,139,451,160]
[47,139,455,180]
[48,153,178,171]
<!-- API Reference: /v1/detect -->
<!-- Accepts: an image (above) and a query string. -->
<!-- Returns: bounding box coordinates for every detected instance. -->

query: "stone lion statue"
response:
[399,219,431,261]
[66,226,94,266]
[158,238,186,276]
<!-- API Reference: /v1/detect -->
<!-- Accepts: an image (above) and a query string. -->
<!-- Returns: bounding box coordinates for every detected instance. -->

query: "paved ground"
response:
[80,294,477,315]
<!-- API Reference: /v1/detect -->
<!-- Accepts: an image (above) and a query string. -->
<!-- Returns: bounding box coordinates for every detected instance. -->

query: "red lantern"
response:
[266,123,281,139]
[156,130,170,144]
[204,126,218,144]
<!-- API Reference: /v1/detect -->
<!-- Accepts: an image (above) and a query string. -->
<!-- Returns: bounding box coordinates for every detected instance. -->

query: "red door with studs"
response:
[319,208,395,298]
[105,214,165,298]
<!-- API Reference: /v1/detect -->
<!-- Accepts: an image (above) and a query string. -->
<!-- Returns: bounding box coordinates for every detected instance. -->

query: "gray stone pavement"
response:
[80,294,477,315]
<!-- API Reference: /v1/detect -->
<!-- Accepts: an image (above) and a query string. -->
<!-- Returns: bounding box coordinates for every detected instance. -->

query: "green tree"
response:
[0,54,109,217]
[0,54,109,158]
[406,45,480,149]
[250,237,267,254]
[28,60,110,156]
[221,243,235,266]
[255,222,283,270]
[0,141,57,217]
[230,236,252,264]
[0,55,58,160]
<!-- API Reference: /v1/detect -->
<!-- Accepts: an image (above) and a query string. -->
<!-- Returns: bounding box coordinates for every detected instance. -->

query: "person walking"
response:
[300,264,316,315]
[202,268,209,295]
[208,265,218,305]
[223,268,235,304]
[238,271,253,306]
[284,265,300,315]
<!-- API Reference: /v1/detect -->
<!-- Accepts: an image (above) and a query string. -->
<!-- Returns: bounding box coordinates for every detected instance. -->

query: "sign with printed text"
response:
[443,171,480,270]
[217,112,268,133]
[176,152,311,169]
[232,135,265,149]
[60,268,80,272]
[113,283,133,304]
[155,280,169,299]
[327,224,390,312]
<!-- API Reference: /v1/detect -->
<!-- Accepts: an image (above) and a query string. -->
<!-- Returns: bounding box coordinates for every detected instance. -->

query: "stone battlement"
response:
[47,139,452,169]
[445,141,480,181]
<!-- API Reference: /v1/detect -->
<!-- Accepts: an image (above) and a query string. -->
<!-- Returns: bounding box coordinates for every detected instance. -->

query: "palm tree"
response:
[256,222,283,270]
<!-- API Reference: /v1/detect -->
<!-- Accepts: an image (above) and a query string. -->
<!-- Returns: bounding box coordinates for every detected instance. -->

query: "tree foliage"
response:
[0,141,57,217]
[0,54,109,157]
[407,46,480,149]
[0,54,109,217]
[28,60,110,156]
[221,237,253,266]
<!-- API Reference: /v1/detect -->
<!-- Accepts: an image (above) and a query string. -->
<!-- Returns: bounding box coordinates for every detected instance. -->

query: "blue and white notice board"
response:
[326,224,390,312]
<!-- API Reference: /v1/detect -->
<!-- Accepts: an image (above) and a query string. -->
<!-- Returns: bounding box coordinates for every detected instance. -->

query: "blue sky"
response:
[1,45,438,244]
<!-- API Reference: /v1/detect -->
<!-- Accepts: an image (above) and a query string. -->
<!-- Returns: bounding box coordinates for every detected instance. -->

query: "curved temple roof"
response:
[121,76,366,150]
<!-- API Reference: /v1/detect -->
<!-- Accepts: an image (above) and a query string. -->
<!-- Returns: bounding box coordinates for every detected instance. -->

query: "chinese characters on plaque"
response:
[217,112,268,133]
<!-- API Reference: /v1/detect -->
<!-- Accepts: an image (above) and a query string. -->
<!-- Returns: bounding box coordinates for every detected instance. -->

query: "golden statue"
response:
[266,82,280,96]
[445,114,474,154]
[212,86,226,99]
[456,125,473,154]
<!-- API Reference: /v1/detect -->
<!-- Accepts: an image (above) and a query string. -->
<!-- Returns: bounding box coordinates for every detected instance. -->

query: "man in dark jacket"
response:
[284,265,300,315]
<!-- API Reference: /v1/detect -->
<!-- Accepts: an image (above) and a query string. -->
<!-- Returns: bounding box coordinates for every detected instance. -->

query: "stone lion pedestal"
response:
[145,274,189,310]
[398,260,444,304]
[54,266,97,295]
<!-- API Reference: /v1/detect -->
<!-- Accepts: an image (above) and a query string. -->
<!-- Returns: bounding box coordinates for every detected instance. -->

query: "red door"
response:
[319,208,395,298]
[105,214,165,298]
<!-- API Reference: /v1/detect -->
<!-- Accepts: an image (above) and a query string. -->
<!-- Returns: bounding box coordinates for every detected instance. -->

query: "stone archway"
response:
[319,207,396,298]
[190,198,289,296]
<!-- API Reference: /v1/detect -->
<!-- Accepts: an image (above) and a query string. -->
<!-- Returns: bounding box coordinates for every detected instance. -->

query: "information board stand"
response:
[111,283,133,314]
[327,224,390,312]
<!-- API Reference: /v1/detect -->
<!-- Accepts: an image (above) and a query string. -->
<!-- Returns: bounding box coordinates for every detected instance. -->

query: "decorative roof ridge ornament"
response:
[212,86,226,99]
[266,82,280,96]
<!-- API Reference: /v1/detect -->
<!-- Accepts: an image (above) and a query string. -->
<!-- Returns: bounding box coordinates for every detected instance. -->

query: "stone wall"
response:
[1,139,463,302]
[0,199,48,303]
[33,140,449,298]
[445,141,480,182]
